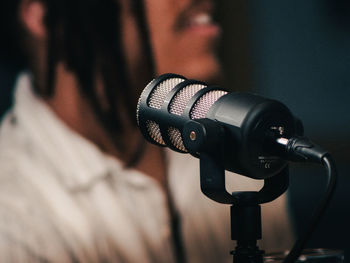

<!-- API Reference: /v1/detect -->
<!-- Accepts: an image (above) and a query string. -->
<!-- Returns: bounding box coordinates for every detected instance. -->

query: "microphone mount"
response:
[183,118,289,263]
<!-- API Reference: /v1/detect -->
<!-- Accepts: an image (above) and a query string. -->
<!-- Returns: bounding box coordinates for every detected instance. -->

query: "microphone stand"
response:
[229,175,289,263]
[201,153,289,263]
[230,192,264,263]
[183,119,290,263]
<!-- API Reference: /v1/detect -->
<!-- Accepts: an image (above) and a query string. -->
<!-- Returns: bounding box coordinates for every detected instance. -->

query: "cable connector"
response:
[277,136,329,163]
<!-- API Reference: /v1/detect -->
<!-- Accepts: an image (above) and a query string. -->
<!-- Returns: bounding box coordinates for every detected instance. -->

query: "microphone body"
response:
[137,74,302,179]
[137,74,337,263]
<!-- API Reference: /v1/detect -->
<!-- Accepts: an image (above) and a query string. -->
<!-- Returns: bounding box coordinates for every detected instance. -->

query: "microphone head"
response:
[137,73,302,179]
[136,73,228,153]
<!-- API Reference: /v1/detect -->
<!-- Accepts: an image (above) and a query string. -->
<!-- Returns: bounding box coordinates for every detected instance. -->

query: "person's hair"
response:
[2,0,155,159]
[1,1,27,70]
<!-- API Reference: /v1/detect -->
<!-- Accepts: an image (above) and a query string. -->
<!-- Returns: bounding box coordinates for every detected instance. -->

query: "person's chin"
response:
[181,60,222,83]
[156,55,222,83]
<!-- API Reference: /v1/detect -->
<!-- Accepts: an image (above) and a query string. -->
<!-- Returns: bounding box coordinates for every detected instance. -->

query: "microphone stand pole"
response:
[230,192,264,263]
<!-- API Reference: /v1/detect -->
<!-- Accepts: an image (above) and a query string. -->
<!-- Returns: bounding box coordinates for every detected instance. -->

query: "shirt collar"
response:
[12,72,125,190]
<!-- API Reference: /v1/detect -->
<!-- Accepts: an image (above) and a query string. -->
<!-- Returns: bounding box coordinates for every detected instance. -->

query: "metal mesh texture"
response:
[169,84,207,115]
[145,78,185,145]
[148,78,185,109]
[136,77,156,125]
[146,120,166,145]
[168,84,207,151]
[141,78,227,152]
[168,127,186,152]
[190,90,228,119]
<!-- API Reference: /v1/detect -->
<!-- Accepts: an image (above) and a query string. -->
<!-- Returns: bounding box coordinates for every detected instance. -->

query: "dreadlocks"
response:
[5,0,155,155]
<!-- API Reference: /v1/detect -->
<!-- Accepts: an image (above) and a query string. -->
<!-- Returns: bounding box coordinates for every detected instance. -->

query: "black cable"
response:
[283,153,337,263]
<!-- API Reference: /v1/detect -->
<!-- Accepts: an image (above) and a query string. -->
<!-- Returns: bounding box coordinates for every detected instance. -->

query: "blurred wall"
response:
[218,0,350,260]
[246,0,350,260]
[217,0,254,92]
[250,0,350,140]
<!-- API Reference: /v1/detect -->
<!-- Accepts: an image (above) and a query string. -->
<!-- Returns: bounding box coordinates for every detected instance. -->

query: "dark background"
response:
[218,0,350,261]
[1,0,350,261]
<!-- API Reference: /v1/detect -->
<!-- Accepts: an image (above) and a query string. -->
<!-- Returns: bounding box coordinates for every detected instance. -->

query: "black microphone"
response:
[137,74,338,263]
[136,73,303,179]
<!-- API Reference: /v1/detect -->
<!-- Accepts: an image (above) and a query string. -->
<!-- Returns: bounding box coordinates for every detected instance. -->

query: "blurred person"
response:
[0,0,293,262]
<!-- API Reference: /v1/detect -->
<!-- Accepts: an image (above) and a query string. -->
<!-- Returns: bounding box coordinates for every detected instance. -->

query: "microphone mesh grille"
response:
[169,84,207,115]
[190,90,228,119]
[168,127,186,151]
[167,83,207,151]
[148,78,185,109]
[146,120,166,145]
[146,77,184,146]
[142,77,227,152]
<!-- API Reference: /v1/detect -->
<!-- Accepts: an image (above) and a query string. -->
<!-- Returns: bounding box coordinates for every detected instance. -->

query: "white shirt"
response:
[0,74,293,263]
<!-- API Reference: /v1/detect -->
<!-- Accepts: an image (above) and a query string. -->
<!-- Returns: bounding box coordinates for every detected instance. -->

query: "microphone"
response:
[136,74,337,263]
[136,73,303,179]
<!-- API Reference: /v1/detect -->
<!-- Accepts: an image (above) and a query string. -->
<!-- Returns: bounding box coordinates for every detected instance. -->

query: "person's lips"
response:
[188,13,213,27]
[174,1,221,37]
